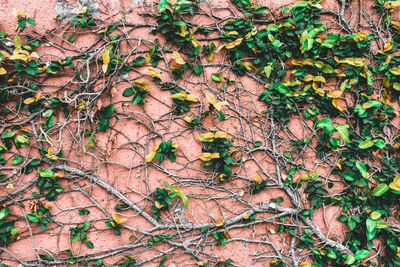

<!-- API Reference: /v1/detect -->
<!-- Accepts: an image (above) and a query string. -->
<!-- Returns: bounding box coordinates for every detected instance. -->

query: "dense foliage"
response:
[0,0,400,266]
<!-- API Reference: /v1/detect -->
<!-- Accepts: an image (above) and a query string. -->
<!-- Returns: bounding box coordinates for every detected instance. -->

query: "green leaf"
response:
[375,220,388,229]
[344,255,355,265]
[255,6,269,14]
[374,139,386,148]
[68,35,76,42]
[354,250,369,260]
[158,0,172,12]
[2,131,15,139]
[38,168,54,178]
[193,64,202,75]
[11,156,23,165]
[132,56,146,66]
[83,221,91,230]
[163,180,188,208]
[201,225,210,233]
[316,118,334,134]
[336,124,350,142]
[276,84,289,94]
[86,241,94,249]
[371,184,389,197]
[359,139,374,149]
[42,109,54,118]
[0,209,9,220]
[122,87,134,97]
[293,1,308,8]
[211,73,222,82]
[355,162,368,178]
[27,213,39,222]
[366,218,376,233]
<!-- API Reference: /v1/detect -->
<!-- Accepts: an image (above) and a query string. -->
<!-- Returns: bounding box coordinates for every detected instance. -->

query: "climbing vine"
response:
[0,0,400,266]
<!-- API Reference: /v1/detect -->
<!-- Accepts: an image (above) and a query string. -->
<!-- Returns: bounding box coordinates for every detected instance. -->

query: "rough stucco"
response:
[0,0,397,266]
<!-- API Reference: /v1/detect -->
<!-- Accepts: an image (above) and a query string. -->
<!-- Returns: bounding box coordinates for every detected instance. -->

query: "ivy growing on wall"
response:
[0,0,400,266]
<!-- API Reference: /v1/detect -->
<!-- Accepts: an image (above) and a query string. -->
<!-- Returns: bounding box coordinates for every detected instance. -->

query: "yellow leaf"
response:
[327,90,343,98]
[0,67,6,75]
[392,20,400,30]
[38,65,47,73]
[76,7,88,14]
[362,103,372,109]
[13,9,30,18]
[183,116,194,123]
[253,175,261,183]
[205,93,227,111]
[23,98,36,104]
[218,174,227,182]
[147,68,161,78]
[332,99,346,112]
[214,101,228,111]
[205,93,216,105]
[77,100,86,110]
[314,76,326,83]
[199,132,215,142]
[389,67,400,76]
[155,201,164,209]
[6,183,14,189]
[198,152,220,161]
[185,94,199,102]
[268,34,275,42]
[242,213,251,219]
[171,91,187,101]
[17,135,29,144]
[102,50,110,73]
[214,131,228,139]
[299,262,312,267]
[223,230,230,239]
[112,213,127,224]
[9,52,28,61]
[179,25,187,37]
[191,39,201,47]
[377,38,393,54]
[370,212,381,220]
[394,175,400,183]
[98,26,108,34]
[171,51,186,65]
[14,36,21,51]
[389,181,400,191]
[225,38,242,49]
[226,31,239,35]
[145,151,156,163]
[197,260,208,266]
[292,58,314,66]
[383,55,392,65]
[54,172,64,177]
[303,75,314,82]
[335,159,342,170]
[216,218,225,226]
[172,141,178,148]
[29,52,39,59]
[144,53,150,65]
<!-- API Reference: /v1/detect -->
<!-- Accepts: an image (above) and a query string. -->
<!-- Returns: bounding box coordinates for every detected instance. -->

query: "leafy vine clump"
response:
[1,0,400,266]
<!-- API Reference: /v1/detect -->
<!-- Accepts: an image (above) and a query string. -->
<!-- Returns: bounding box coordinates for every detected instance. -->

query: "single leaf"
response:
[371,184,389,197]
[355,250,369,260]
[11,156,23,165]
[359,139,374,149]
[336,124,350,142]
[38,168,54,178]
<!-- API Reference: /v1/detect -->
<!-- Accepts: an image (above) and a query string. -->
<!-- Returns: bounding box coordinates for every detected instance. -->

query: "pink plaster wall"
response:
[0,0,394,266]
